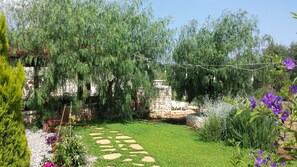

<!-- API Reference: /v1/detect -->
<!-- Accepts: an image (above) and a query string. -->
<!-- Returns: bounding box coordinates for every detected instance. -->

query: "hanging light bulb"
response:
[213,76,216,81]
[185,72,188,79]
[147,64,150,70]
[165,69,167,73]
[251,76,254,82]
[251,71,254,83]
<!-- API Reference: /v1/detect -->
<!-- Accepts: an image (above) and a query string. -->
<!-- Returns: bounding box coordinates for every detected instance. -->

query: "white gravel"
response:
[25,129,53,167]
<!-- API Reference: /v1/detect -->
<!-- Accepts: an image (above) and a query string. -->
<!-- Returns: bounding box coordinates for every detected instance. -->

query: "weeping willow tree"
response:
[5,0,173,120]
[171,10,272,102]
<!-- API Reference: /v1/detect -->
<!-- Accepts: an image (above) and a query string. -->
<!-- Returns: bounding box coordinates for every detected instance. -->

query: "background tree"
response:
[171,10,271,102]
[5,0,173,120]
[0,12,30,166]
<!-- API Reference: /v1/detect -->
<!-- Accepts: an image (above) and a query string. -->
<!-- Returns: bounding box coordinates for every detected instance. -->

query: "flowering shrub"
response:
[234,56,297,165]
[250,150,286,167]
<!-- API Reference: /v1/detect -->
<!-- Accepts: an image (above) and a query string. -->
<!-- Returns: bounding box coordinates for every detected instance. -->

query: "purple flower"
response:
[280,162,286,166]
[271,104,283,115]
[266,155,271,161]
[273,141,279,147]
[289,85,297,94]
[46,135,59,146]
[249,97,257,109]
[258,150,264,157]
[283,57,295,70]
[262,93,276,108]
[280,136,285,142]
[281,110,290,122]
[274,96,282,104]
[270,162,277,167]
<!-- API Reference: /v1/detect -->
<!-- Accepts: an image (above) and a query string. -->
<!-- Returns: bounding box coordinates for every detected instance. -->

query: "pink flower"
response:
[43,162,54,167]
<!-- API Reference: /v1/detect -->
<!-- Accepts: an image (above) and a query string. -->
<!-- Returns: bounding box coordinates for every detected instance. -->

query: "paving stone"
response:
[123,158,133,162]
[151,166,160,167]
[132,163,144,166]
[121,148,128,151]
[95,128,104,130]
[129,151,148,154]
[96,139,111,145]
[102,148,116,152]
[107,136,112,139]
[100,146,114,148]
[129,144,143,150]
[124,140,136,143]
[141,156,155,162]
[110,131,119,133]
[90,133,102,136]
[116,136,131,139]
[130,155,137,157]
[119,144,125,148]
[93,136,103,139]
[103,153,122,160]
[115,140,121,143]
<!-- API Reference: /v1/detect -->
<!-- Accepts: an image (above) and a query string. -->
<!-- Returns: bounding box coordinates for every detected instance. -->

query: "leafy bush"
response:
[199,113,223,142]
[0,12,30,166]
[225,109,279,150]
[53,127,87,167]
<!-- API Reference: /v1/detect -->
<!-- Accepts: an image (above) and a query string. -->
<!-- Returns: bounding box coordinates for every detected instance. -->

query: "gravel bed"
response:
[25,129,53,167]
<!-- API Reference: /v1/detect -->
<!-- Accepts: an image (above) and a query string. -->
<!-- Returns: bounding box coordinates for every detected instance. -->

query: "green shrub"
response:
[199,113,223,142]
[53,126,87,167]
[0,12,30,166]
[225,109,279,150]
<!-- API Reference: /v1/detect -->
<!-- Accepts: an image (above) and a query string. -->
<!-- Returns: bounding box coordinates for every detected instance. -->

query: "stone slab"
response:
[96,139,111,145]
[129,144,144,150]
[123,158,133,162]
[141,156,155,162]
[100,146,114,148]
[103,153,122,160]
[124,140,136,143]
[132,163,144,166]
[102,148,116,152]
[129,151,148,154]
[116,136,131,139]
[90,133,102,136]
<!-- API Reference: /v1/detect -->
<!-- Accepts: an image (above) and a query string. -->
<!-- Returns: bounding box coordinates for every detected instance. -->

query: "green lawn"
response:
[74,121,245,167]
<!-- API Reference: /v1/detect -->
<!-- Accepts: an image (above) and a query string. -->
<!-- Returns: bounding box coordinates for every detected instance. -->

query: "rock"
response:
[186,113,206,129]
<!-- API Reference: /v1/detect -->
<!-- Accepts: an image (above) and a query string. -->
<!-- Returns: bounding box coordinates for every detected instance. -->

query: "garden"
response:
[1,0,297,167]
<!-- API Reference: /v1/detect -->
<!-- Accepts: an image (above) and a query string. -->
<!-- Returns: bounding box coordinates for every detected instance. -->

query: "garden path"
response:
[90,127,160,167]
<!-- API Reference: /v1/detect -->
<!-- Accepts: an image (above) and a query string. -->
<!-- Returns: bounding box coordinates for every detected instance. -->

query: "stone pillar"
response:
[150,80,172,118]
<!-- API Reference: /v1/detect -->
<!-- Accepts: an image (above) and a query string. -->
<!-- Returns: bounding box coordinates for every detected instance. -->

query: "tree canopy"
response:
[171,10,271,102]
[5,0,173,119]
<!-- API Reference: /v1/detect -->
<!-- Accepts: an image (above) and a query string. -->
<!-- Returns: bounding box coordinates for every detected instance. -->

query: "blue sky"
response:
[149,0,297,46]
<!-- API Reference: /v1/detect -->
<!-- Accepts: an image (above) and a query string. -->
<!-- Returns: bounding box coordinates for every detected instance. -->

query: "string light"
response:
[133,54,275,72]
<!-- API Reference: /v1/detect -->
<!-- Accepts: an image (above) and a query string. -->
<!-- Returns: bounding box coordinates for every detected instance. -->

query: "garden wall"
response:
[23,67,97,98]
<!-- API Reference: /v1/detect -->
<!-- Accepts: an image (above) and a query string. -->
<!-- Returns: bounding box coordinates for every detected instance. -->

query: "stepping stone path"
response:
[89,127,160,166]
